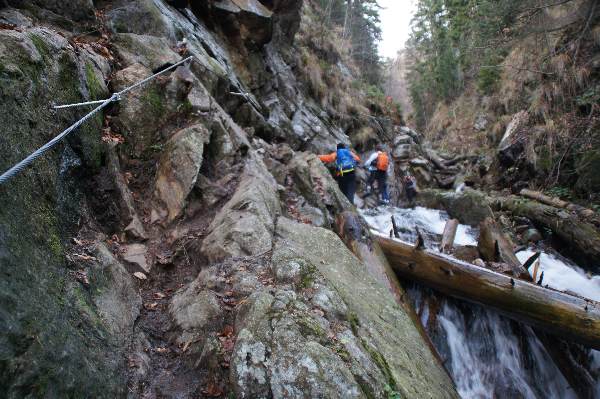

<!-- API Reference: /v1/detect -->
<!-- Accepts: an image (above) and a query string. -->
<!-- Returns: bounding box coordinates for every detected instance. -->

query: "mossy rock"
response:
[0,29,126,397]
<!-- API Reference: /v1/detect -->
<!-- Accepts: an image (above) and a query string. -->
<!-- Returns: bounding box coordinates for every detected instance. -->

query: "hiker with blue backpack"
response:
[319,143,361,204]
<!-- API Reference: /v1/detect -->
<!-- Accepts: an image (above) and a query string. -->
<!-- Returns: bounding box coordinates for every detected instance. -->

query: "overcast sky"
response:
[378,0,417,59]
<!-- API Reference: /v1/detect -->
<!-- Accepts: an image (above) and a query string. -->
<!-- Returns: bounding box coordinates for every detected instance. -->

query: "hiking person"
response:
[403,174,417,206]
[364,144,390,204]
[319,143,361,203]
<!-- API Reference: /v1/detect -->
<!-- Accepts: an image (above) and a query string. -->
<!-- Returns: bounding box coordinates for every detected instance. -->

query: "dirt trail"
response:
[121,169,223,398]
[125,226,205,398]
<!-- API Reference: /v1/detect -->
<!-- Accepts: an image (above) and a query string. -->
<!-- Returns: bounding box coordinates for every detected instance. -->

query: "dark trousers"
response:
[375,170,389,201]
[367,170,389,201]
[405,186,416,203]
[337,171,356,204]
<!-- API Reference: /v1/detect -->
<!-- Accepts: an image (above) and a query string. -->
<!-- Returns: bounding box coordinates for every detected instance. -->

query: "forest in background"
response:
[400,0,600,202]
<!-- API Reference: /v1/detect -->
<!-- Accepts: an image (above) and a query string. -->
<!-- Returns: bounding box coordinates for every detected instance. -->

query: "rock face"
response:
[172,214,458,398]
[0,21,128,397]
[201,154,282,262]
[154,124,210,223]
[0,1,459,397]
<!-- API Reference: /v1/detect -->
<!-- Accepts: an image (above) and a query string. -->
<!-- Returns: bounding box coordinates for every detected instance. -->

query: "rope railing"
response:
[0,56,195,185]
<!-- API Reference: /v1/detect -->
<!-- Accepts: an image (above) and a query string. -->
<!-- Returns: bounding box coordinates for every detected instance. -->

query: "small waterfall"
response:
[361,206,600,398]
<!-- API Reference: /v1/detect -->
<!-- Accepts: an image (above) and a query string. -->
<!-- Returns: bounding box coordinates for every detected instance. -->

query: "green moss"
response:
[361,338,399,395]
[47,233,63,258]
[297,315,327,339]
[29,34,51,61]
[142,86,165,116]
[179,98,193,115]
[85,63,103,100]
[347,312,360,336]
[384,384,402,399]
[299,262,318,289]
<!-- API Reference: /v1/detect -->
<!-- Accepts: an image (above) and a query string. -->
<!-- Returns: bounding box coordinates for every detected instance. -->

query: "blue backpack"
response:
[336,148,357,174]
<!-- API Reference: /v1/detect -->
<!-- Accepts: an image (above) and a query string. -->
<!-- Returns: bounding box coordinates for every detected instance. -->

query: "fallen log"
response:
[334,211,449,371]
[391,215,401,239]
[440,219,458,254]
[492,196,600,269]
[477,217,530,279]
[519,189,598,220]
[519,189,569,209]
[375,235,600,350]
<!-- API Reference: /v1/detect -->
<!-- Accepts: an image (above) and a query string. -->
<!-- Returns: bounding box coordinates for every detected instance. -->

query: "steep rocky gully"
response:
[0,0,459,398]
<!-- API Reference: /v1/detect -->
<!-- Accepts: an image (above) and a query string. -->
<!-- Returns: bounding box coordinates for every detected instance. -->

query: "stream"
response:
[361,206,600,399]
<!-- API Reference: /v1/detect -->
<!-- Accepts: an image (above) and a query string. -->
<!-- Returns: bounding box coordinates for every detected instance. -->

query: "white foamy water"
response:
[516,249,600,302]
[363,206,600,398]
[361,206,477,246]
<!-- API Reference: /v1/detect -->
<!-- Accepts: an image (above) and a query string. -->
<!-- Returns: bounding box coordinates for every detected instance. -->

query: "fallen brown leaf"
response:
[133,272,147,280]
[73,270,90,286]
[202,381,223,397]
[73,253,97,261]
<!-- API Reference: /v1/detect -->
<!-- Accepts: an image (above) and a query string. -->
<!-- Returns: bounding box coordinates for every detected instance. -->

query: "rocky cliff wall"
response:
[0,1,458,397]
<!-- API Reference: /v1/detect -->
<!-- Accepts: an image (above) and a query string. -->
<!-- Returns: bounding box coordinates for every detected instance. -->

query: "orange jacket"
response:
[319,151,361,176]
[318,151,361,164]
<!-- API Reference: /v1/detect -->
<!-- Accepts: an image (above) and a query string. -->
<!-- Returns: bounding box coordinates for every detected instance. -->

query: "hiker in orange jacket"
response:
[319,143,361,204]
[364,144,390,204]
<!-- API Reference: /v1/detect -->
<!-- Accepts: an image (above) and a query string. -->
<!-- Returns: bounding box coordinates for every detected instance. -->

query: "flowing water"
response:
[361,206,600,399]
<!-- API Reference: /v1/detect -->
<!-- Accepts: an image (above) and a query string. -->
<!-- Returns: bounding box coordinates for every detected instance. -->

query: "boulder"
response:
[474,114,488,131]
[270,0,303,41]
[418,189,494,226]
[106,146,147,239]
[7,0,96,22]
[264,218,458,398]
[410,157,430,168]
[170,286,223,333]
[393,134,413,146]
[288,152,352,220]
[91,243,143,346]
[211,0,274,46]
[154,124,210,223]
[107,0,176,39]
[201,154,282,262]
[393,144,411,159]
[113,33,180,70]
[111,63,178,158]
[523,228,543,243]
[121,243,151,273]
[498,111,529,167]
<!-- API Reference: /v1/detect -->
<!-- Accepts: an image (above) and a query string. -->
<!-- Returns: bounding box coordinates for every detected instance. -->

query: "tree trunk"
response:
[492,196,600,270]
[440,219,458,253]
[477,217,530,279]
[519,189,569,208]
[519,189,598,220]
[375,236,600,350]
[342,0,353,40]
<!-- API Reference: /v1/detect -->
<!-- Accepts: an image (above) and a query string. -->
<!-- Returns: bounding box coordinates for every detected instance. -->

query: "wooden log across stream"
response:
[375,235,600,350]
